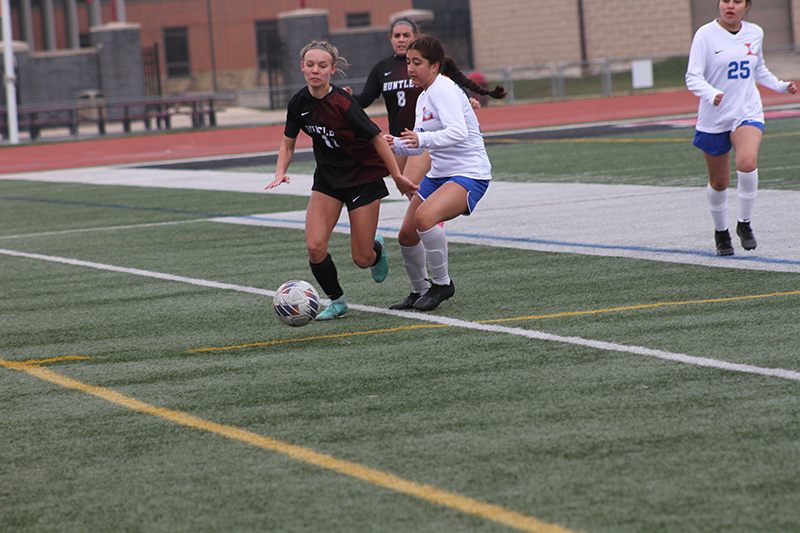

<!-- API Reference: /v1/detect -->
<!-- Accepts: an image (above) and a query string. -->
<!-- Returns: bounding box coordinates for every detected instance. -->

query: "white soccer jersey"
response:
[686,20,790,134]
[394,74,492,180]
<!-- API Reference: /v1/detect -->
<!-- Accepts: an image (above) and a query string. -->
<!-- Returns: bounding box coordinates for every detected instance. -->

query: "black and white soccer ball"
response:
[273,280,320,327]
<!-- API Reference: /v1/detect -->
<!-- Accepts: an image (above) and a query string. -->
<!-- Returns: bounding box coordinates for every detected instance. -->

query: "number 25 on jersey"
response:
[728,60,750,80]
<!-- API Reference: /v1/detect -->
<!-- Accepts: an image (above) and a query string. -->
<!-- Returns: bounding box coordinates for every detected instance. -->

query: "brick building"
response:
[2,0,415,95]
[3,0,798,102]
[470,0,800,70]
[129,0,414,93]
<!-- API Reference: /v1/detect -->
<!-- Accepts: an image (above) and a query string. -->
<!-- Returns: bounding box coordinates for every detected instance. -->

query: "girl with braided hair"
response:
[386,35,506,311]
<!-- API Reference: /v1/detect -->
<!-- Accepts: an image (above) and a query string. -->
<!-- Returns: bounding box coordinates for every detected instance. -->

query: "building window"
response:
[346,12,370,28]
[164,27,190,77]
[255,20,281,73]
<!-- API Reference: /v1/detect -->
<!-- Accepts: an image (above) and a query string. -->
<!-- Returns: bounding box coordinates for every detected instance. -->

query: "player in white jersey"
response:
[686,0,796,256]
[385,35,506,311]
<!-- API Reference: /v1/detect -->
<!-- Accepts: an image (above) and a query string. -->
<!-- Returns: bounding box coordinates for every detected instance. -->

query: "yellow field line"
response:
[189,324,447,352]
[0,358,582,533]
[16,355,92,365]
[190,290,800,352]
[478,290,800,324]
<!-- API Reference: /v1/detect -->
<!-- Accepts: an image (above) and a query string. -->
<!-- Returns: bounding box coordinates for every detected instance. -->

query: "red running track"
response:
[1,89,797,174]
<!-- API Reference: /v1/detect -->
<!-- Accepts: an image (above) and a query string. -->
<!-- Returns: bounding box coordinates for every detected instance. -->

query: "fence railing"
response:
[233,45,797,108]
[233,77,370,110]
[234,55,689,108]
[475,54,692,104]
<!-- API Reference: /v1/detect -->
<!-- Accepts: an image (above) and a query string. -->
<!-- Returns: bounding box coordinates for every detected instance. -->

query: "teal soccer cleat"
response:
[371,234,389,283]
[315,295,348,321]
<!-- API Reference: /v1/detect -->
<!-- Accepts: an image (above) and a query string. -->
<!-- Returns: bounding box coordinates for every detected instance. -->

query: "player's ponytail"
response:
[408,36,506,100]
[441,57,506,100]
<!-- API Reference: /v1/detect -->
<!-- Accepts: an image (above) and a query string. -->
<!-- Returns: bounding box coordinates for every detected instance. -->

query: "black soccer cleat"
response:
[715,229,734,256]
[736,220,757,250]
[389,292,422,310]
[413,281,455,311]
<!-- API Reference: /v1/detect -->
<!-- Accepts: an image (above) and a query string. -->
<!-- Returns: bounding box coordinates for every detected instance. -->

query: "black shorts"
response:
[312,176,389,211]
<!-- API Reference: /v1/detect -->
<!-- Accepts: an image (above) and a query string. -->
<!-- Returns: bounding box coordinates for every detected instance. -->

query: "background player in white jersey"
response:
[686,0,796,256]
[386,36,506,311]
[266,41,417,320]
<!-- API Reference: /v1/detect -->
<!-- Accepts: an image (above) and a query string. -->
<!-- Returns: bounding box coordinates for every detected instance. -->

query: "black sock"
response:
[310,253,343,300]
[371,238,383,267]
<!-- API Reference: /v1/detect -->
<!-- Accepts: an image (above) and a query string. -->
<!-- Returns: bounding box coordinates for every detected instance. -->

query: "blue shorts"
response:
[692,120,764,156]
[417,175,489,215]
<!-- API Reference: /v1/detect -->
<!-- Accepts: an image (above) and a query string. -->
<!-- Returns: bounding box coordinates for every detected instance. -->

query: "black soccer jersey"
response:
[284,85,388,189]
[352,55,422,136]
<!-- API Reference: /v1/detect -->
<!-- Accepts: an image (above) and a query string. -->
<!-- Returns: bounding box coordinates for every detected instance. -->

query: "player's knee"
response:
[415,211,438,233]
[397,226,418,247]
[352,250,373,269]
[736,156,757,173]
[307,243,328,264]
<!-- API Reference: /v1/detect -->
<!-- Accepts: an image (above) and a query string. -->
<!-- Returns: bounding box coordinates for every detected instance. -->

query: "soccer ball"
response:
[273,280,320,327]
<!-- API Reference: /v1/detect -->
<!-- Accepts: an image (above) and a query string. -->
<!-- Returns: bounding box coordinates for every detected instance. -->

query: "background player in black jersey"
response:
[348,18,422,143]
[345,18,481,184]
[345,17,429,182]
[266,41,418,321]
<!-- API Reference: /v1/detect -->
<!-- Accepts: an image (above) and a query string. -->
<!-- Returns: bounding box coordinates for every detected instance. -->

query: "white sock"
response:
[399,242,429,294]
[737,169,758,223]
[707,184,728,232]
[418,225,450,286]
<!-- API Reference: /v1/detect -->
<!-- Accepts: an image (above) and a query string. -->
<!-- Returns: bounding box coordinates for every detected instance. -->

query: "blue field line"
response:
[8,193,799,268]
[374,225,800,267]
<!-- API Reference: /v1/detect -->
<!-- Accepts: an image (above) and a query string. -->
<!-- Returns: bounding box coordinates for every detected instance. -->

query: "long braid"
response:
[408,36,506,100]
[441,57,506,100]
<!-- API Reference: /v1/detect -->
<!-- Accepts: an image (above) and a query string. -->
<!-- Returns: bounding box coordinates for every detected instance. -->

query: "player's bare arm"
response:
[266,135,297,189]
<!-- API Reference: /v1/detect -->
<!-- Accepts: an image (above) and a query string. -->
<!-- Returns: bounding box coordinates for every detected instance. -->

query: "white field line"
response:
[3,247,800,383]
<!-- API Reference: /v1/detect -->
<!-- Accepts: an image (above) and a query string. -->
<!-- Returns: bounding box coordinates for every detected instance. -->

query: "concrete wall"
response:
[91,23,147,103]
[328,26,395,83]
[278,9,330,90]
[16,49,100,105]
[275,10,392,90]
[1,23,146,110]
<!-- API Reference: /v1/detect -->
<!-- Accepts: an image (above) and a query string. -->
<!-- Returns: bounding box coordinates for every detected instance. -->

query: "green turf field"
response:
[237,117,800,190]
[2,119,800,533]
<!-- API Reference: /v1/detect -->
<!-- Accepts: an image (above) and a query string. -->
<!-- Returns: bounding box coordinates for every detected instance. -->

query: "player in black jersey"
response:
[348,18,422,140]
[266,41,418,321]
